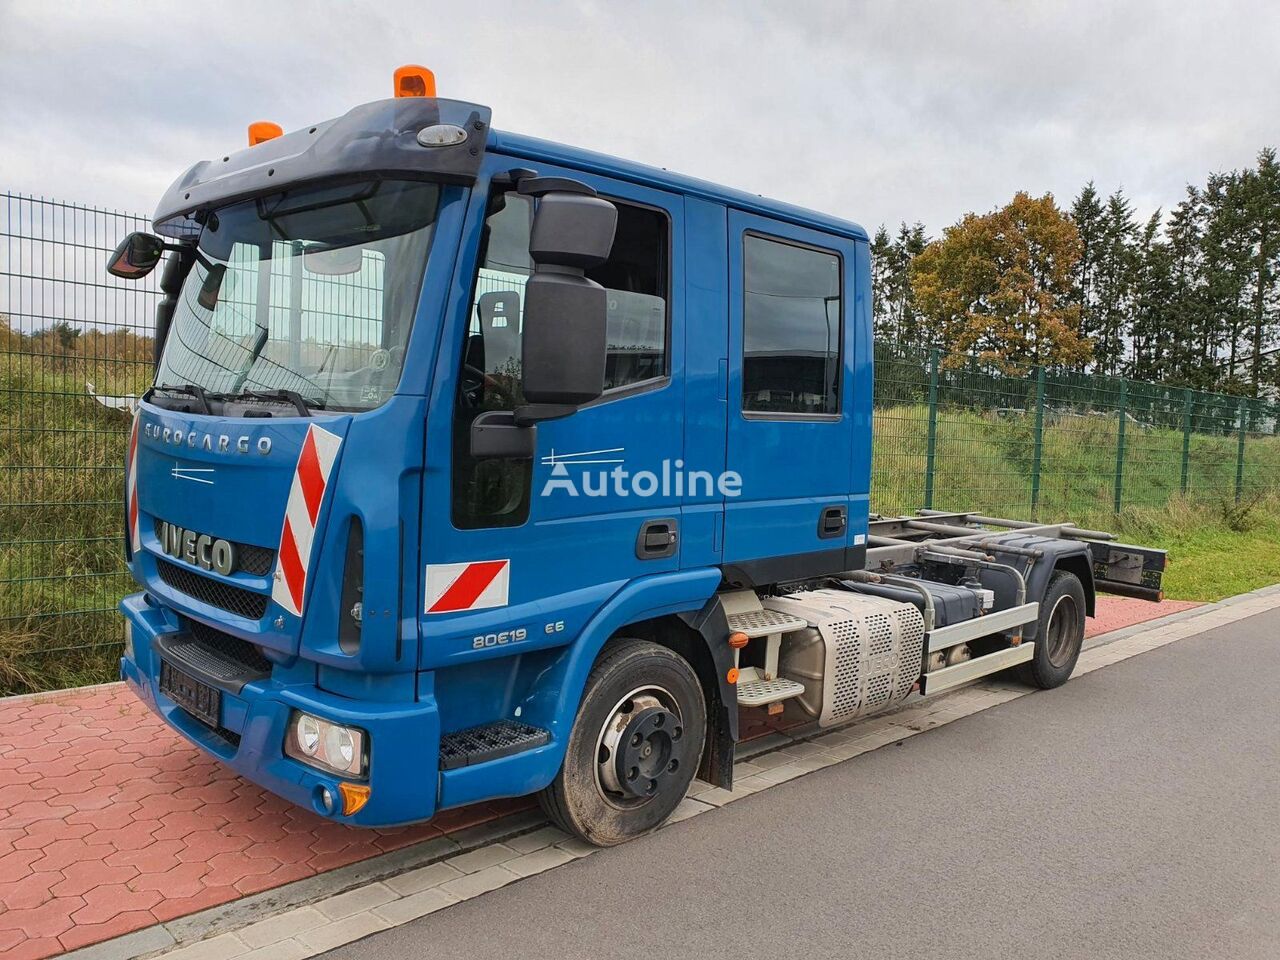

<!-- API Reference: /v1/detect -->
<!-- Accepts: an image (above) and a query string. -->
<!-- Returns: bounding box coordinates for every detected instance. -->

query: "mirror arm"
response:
[513,402,579,427]
[470,410,536,461]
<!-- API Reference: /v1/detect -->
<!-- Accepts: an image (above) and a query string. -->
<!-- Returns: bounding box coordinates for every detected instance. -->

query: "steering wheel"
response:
[462,363,517,407]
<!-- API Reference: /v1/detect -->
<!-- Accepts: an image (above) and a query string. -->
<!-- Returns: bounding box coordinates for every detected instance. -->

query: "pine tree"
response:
[1070,183,1105,363]
[1092,190,1138,375]
[1200,172,1254,392]
[1241,148,1280,394]
[870,225,895,341]
[1129,211,1174,382]
[1163,187,1208,387]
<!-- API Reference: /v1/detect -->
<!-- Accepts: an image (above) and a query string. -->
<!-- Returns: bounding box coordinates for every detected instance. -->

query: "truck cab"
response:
[115,67,1163,846]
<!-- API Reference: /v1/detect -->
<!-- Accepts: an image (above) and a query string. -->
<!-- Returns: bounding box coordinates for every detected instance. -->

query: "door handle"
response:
[636,518,679,560]
[818,505,847,539]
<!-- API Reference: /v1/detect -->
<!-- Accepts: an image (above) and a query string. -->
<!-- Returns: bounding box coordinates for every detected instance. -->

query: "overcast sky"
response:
[1,0,1276,237]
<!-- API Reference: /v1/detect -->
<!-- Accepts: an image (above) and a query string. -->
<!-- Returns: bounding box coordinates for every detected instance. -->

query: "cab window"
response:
[450,188,671,529]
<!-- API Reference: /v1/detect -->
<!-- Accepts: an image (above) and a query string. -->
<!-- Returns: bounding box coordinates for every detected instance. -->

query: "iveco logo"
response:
[159,521,237,576]
[144,421,271,456]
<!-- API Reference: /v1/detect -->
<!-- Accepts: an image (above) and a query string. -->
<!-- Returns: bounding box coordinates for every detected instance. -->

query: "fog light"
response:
[285,711,367,777]
[122,619,135,660]
[317,785,337,814]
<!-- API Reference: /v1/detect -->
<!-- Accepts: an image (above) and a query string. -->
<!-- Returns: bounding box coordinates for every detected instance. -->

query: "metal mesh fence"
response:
[2,190,1280,695]
[1,194,159,693]
[872,341,1280,521]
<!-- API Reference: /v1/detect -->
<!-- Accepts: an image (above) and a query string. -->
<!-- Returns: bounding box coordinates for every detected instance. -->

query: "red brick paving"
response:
[0,685,530,959]
[0,597,1196,959]
[1086,595,1200,637]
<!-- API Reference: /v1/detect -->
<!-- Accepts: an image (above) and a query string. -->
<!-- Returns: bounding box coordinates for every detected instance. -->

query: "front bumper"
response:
[119,593,441,827]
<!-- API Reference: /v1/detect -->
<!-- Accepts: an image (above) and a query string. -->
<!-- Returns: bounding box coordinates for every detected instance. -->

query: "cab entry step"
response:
[438,720,550,770]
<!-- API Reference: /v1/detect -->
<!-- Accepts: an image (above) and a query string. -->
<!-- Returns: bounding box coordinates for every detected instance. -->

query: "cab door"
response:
[418,156,685,681]
[723,211,858,584]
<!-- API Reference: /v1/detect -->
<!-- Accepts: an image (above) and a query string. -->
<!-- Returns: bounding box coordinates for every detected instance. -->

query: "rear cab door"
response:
[723,210,861,583]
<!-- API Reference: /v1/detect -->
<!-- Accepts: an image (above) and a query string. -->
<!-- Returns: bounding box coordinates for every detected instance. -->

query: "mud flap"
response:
[679,598,738,790]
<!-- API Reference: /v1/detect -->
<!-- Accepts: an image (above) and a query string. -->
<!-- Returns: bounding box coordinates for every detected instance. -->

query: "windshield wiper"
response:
[151,383,212,414]
[233,389,324,417]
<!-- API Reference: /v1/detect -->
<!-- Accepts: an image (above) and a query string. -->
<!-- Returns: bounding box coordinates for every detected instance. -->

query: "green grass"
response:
[1075,497,1280,602]
[1,324,152,695]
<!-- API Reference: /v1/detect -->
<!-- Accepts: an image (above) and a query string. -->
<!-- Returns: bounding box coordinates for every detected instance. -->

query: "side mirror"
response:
[519,188,617,415]
[469,178,617,460]
[106,232,166,280]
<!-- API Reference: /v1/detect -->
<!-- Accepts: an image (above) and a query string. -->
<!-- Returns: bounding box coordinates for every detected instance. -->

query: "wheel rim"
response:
[1045,593,1081,668]
[594,685,687,810]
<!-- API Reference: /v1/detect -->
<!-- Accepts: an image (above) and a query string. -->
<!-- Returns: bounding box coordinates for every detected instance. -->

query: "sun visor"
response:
[153,97,489,236]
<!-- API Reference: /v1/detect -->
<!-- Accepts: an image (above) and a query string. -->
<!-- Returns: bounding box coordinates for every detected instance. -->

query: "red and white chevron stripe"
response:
[126,413,141,556]
[425,560,511,614]
[272,424,342,617]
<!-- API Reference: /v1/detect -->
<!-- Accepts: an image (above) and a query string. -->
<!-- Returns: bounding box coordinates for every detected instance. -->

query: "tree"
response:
[49,320,82,353]
[1162,187,1209,387]
[1070,182,1105,362]
[1092,190,1139,375]
[1241,148,1280,393]
[1129,210,1174,382]
[869,222,930,346]
[911,192,1090,372]
[1200,171,1254,392]
[870,226,895,341]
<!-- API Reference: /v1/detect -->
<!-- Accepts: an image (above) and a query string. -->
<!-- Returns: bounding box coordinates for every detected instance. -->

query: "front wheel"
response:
[1019,570,1087,689]
[538,639,706,847]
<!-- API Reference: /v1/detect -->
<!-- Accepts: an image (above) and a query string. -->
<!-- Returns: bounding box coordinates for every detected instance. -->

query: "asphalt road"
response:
[325,609,1280,960]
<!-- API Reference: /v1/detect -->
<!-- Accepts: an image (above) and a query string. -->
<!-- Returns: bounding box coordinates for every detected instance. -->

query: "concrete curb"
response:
[56,585,1280,960]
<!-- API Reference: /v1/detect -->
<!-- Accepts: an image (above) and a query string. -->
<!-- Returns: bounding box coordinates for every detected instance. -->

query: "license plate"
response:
[159,660,221,728]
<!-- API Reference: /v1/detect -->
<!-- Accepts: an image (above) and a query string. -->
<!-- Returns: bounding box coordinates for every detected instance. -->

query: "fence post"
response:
[1113,379,1127,513]
[1030,365,1045,519]
[923,348,940,509]
[1235,397,1248,502]
[1180,388,1192,496]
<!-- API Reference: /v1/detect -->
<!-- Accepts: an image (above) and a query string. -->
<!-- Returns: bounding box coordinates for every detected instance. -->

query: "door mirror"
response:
[106,232,166,279]
[519,189,617,416]
[470,180,618,460]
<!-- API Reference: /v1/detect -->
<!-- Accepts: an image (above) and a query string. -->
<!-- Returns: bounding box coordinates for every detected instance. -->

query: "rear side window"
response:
[742,233,842,416]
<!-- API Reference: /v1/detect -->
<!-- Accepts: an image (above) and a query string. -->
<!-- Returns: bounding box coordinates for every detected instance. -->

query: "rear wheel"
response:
[1019,570,1086,689]
[538,639,706,847]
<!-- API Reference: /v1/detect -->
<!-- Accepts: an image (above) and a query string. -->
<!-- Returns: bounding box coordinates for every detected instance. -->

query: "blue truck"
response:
[110,66,1166,845]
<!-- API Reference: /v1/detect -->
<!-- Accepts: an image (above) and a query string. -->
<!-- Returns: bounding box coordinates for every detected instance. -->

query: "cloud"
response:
[1,0,1276,233]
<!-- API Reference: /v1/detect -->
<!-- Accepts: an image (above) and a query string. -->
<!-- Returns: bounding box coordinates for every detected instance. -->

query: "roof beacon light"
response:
[394,64,436,98]
[248,121,283,147]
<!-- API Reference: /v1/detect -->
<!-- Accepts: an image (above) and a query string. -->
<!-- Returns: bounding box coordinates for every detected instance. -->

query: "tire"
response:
[538,638,706,847]
[1019,570,1087,689]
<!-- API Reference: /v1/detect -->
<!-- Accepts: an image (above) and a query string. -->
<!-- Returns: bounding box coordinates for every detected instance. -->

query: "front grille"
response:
[153,519,275,576]
[156,558,269,620]
[186,619,273,674]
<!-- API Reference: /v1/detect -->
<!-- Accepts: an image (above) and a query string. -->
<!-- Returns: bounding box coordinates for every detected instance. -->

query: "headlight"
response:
[123,620,135,660]
[285,711,367,777]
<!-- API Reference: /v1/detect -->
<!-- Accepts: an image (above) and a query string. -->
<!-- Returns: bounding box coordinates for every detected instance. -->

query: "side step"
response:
[736,671,806,707]
[439,720,550,770]
[723,599,810,709]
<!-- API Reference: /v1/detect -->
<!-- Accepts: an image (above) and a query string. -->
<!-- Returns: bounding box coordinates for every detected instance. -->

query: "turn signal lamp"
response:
[339,782,372,816]
[248,121,283,146]
[728,631,749,650]
[394,64,436,98]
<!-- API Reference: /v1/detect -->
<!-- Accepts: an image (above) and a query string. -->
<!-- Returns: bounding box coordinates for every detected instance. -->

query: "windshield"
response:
[155,179,441,412]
